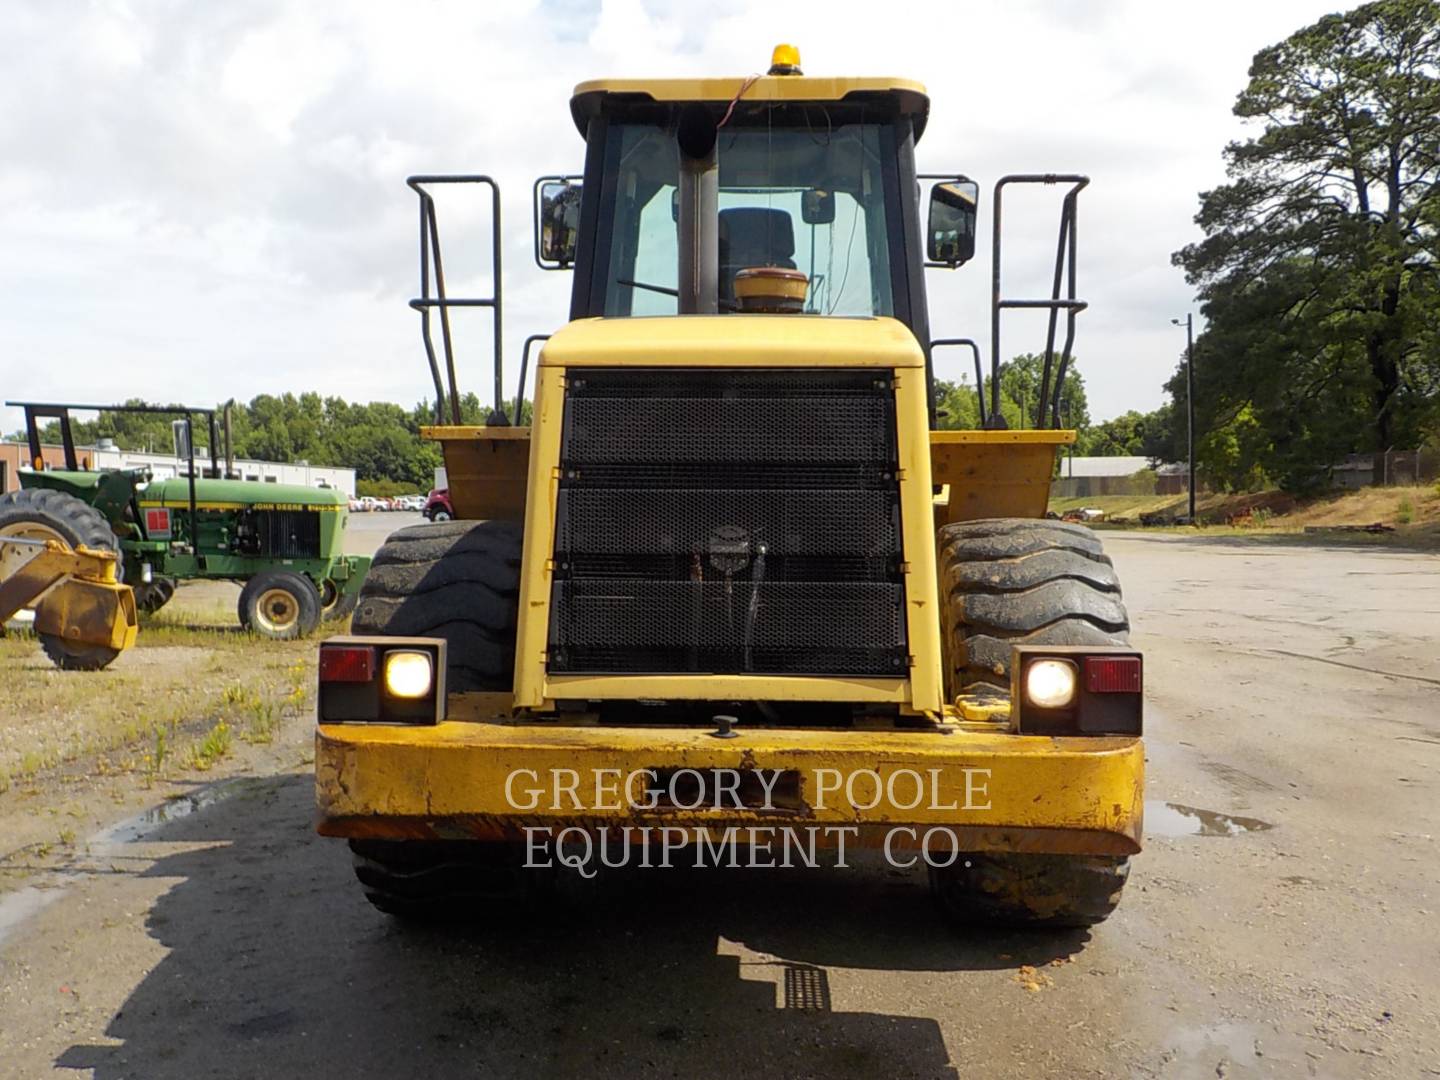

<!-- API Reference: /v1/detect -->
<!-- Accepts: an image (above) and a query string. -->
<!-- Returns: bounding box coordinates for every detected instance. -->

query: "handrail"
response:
[406,175,504,425]
[990,175,1089,429]
[515,335,550,424]
[929,339,987,427]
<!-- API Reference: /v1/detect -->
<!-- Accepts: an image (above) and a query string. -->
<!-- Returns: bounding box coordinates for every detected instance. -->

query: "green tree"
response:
[1174,0,1440,489]
[997,353,1091,432]
[1077,406,1175,457]
[934,379,984,430]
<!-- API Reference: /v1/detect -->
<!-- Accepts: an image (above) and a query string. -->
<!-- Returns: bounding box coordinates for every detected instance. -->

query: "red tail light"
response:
[319,644,375,683]
[1011,646,1143,736]
[1085,656,1142,694]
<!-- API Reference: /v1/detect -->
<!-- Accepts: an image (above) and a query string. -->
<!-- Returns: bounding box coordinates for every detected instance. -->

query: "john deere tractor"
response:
[1,401,369,651]
[315,46,1143,928]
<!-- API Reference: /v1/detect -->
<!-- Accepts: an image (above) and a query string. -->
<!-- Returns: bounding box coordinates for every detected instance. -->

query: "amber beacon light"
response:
[769,43,802,75]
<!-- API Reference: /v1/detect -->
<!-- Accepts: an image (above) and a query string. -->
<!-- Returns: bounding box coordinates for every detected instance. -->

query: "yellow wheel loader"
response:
[314,46,1144,927]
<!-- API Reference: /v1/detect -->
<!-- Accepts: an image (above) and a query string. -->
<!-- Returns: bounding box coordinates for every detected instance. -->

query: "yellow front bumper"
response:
[316,719,1144,856]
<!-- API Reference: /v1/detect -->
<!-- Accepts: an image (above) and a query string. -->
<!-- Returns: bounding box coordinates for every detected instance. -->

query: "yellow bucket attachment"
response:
[0,538,138,668]
[930,430,1074,527]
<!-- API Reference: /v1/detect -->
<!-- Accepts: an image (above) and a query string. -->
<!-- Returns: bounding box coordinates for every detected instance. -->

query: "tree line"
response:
[1168,0,1439,492]
[9,394,515,497]
[935,353,1176,458]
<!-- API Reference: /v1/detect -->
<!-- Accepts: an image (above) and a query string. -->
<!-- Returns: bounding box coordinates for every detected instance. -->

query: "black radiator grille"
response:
[250,510,321,559]
[548,368,906,676]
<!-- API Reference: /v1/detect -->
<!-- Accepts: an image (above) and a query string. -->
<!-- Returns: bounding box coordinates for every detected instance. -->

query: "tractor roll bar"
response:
[990,175,1089,430]
[6,400,234,559]
[407,175,504,426]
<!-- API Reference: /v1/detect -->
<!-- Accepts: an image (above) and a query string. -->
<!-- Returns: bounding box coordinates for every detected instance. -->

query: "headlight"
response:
[384,650,433,699]
[1025,658,1078,709]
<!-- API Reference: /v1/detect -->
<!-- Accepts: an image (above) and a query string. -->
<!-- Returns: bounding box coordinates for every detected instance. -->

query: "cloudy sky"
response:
[0,0,1346,436]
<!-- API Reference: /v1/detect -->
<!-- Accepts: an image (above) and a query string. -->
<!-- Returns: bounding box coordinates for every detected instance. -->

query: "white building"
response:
[1058,455,1153,479]
[3,439,356,497]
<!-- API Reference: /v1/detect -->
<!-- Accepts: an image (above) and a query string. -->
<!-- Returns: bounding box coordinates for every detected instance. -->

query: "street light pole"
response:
[1172,313,1196,523]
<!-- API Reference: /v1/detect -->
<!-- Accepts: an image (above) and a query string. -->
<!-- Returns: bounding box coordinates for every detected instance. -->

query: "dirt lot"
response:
[1052,482,1440,547]
[1,529,1437,1078]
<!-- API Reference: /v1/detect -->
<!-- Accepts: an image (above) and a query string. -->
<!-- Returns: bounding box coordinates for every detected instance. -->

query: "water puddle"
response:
[0,885,66,948]
[89,776,276,848]
[1146,800,1274,838]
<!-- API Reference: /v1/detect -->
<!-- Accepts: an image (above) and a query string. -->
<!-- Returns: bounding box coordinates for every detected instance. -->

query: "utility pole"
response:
[1172,313,1196,523]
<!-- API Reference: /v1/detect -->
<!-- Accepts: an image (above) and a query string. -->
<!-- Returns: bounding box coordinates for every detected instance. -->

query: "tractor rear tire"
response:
[351,519,522,693]
[237,570,321,639]
[1,489,127,669]
[929,853,1131,929]
[0,488,125,582]
[134,576,177,614]
[938,518,1129,696]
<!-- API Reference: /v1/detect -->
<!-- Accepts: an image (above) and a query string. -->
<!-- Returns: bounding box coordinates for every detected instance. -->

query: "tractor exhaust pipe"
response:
[223,400,235,479]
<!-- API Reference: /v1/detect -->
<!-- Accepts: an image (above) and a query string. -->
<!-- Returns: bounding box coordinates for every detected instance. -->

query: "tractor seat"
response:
[719,207,796,307]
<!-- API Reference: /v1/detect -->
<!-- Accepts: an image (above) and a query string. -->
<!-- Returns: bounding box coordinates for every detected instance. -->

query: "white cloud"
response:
[0,0,1344,435]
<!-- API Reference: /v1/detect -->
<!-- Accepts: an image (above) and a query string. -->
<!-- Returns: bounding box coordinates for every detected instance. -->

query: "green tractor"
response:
[1,401,369,652]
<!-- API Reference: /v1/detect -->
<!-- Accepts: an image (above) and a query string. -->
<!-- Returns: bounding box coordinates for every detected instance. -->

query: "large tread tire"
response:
[351,519,522,693]
[134,576,177,615]
[39,636,122,672]
[939,518,1129,696]
[237,569,321,639]
[929,853,1130,929]
[349,839,540,920]
[0,488,125,582]
[318,578,358,622]
[345,521,524,918]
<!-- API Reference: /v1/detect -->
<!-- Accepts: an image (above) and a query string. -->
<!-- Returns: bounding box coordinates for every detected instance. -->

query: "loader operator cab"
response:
[550,81,944,328]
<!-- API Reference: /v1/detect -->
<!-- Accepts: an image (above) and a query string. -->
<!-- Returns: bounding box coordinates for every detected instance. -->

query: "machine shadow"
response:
[58,773,1085,1079]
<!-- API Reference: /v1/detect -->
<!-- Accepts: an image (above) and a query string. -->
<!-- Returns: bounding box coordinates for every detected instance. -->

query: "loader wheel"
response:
[929,853,1130,929]
[351,519,522,693]
[348,839,538,920]
[39,636,122,672]
[134,576,177,614]
[938,518,1129,696]
[318,578,357,622]
[238,570,321,639]
[0,488,125,593]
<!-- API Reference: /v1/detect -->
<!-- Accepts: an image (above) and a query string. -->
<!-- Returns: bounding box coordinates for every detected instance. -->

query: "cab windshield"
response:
[601,120,894,317]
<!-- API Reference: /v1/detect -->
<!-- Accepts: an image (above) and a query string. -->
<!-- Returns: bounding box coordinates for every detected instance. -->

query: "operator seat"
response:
[719,207,796,308]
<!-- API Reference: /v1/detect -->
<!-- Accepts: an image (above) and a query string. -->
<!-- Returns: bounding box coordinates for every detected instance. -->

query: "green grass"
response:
[188,721,233,771]
[240,699,279,745]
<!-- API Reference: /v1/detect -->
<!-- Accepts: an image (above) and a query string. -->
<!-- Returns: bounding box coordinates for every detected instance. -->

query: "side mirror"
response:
[927,177,978,267]
[534,176,582,269]
[801,188,835,225]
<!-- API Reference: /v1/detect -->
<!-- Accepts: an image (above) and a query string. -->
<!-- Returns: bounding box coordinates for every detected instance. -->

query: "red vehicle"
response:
[422,488,454,521]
